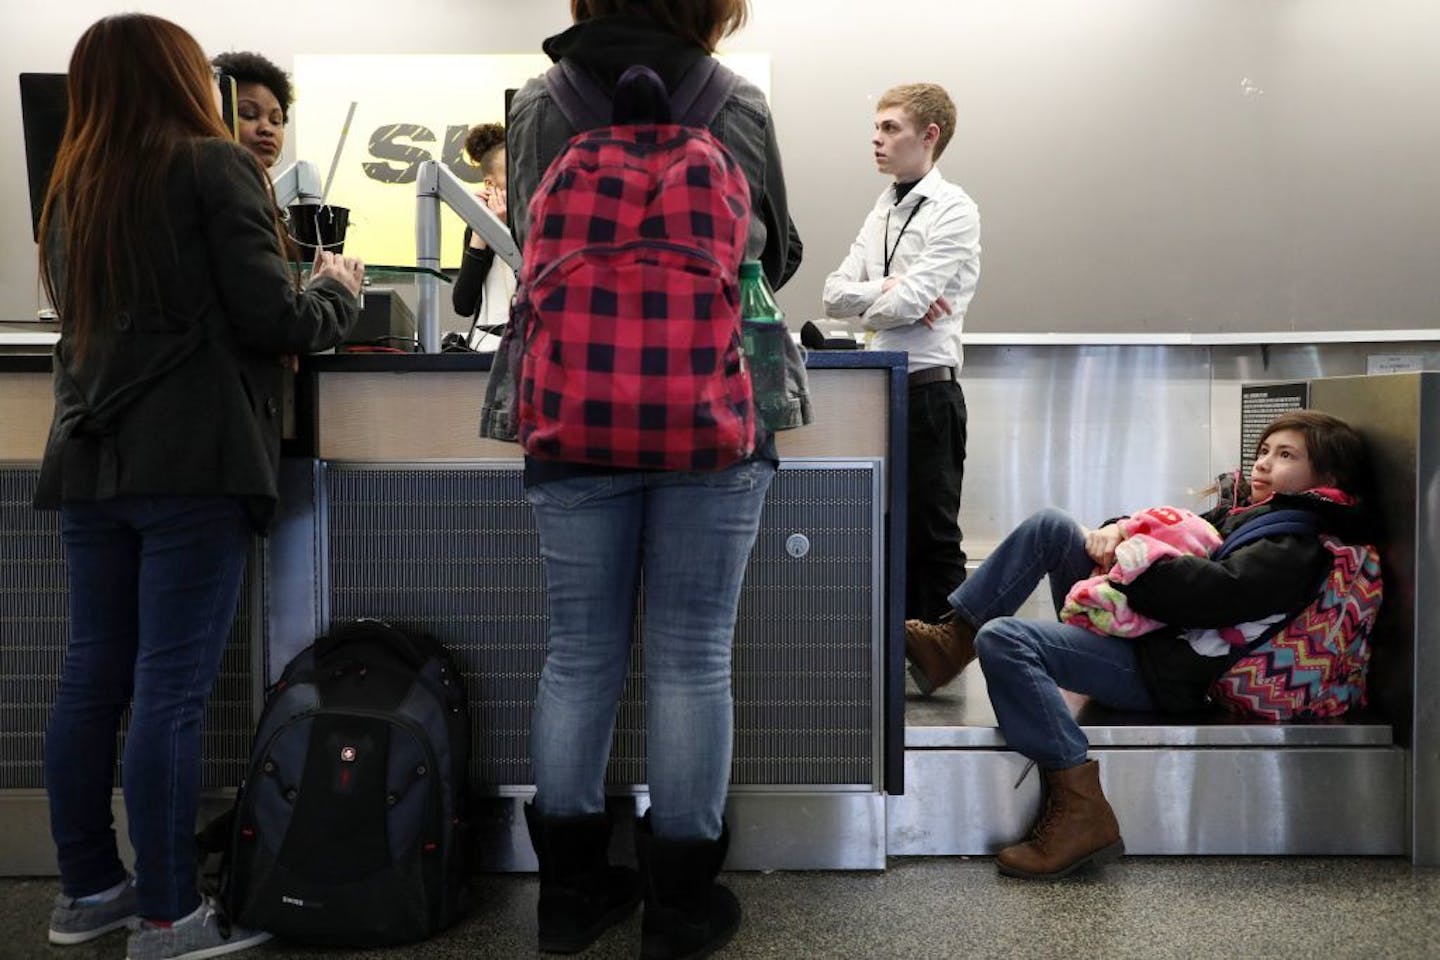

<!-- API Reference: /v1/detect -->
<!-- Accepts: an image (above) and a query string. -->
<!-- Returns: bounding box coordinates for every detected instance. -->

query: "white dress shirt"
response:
[822,166,981,373]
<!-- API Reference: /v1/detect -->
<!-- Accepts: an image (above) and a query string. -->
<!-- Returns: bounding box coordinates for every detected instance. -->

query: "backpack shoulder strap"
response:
[544,57,741,132]
[1213,509,1321,561]
[543,60,611,132]
[669,58,740,128]
[1216,512,1331,660]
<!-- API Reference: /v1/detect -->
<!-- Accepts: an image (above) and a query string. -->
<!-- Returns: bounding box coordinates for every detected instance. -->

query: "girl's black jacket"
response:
[1118,488,1373,713]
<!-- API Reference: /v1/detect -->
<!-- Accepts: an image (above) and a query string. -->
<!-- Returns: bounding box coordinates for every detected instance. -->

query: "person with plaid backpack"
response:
[502,2,803,957]
[904,410,1379,881]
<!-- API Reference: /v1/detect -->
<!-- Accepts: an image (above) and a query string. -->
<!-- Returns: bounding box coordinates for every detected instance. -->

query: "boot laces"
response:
[910,620,950,644]
[1029,786,1069,843]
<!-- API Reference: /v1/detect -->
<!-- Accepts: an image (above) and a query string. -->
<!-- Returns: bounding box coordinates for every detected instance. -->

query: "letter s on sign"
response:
[363,124,436,184]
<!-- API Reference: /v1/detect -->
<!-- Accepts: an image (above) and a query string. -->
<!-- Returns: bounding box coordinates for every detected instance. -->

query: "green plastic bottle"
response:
[739,260,786,430]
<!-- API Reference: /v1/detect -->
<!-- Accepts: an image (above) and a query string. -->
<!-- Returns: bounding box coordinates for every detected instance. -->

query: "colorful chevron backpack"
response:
[1208,511,1383,721]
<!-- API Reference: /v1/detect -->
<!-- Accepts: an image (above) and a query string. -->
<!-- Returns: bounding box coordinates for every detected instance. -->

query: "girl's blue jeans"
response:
[46,496,250,921]
[525,459,775,841]
[949,507,1158,770]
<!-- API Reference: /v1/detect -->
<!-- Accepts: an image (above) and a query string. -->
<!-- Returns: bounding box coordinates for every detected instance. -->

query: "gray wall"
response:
[5,0,1440,333]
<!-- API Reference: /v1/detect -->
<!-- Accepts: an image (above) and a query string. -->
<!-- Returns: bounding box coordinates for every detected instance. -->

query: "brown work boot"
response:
[904,616,978,694]
[996,760,1124,880]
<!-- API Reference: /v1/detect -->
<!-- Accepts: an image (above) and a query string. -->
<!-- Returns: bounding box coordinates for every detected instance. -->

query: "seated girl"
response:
[903,411,1374,880]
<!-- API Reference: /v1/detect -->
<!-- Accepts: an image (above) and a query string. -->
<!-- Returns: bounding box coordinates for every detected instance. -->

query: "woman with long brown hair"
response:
[36,15,361,959]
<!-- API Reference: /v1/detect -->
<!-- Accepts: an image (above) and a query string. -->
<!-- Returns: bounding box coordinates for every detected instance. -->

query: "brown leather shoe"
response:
[996,760,1124,879]
[904,617,978,694]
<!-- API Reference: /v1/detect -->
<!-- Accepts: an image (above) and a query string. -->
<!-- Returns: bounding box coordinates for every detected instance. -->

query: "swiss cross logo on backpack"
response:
[511,61,756,471]
[1210,536,1383,721]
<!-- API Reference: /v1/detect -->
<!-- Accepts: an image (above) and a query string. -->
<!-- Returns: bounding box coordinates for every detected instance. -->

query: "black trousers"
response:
[906,379,968,621]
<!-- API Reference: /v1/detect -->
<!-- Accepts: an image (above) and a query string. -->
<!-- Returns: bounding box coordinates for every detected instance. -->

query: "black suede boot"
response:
[524,802,640,954]
[636,813,741,960]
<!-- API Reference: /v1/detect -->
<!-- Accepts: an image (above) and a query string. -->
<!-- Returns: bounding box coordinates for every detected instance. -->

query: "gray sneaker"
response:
[48,877,140,944]
[125,896,271,960]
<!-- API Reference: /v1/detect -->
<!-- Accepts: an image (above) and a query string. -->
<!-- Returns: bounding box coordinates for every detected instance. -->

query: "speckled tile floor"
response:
[5,857,1438,959]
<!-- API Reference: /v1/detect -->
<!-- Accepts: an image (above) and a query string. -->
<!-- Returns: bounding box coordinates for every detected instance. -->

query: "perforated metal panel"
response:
[0,469,67,790]
[0,467,256,791]
[322,462,882,790]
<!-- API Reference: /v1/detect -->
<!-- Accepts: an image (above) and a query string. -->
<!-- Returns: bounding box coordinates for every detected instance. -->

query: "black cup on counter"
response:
[287,203,349,260]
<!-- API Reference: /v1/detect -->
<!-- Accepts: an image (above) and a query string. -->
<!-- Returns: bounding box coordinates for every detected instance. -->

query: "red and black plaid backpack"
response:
[511,60,756,471]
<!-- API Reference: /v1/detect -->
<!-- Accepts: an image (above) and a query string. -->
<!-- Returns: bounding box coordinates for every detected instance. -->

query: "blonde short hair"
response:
[877,83,957,160]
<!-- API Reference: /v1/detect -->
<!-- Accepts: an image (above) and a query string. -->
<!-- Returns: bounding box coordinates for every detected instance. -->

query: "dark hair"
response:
[41,15,279,366]
[1257,410,1370,496]
[571,0,749,53]
[464,123,506,176]
[211,50,293,121]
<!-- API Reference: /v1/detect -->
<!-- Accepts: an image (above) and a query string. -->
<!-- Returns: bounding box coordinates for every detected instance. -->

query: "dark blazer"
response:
[34,138,359,530]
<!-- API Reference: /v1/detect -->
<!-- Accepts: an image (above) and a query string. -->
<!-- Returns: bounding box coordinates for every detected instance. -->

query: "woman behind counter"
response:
[451,122,517,346]
[210,50,292,169]
[36,14,362,960]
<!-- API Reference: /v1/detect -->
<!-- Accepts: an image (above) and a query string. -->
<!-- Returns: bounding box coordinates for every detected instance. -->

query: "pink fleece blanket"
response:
[1060,506,1223,638]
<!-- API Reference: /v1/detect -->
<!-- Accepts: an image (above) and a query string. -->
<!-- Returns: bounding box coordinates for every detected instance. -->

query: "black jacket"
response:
[1121,489,1372,713]
[34,138,359,530]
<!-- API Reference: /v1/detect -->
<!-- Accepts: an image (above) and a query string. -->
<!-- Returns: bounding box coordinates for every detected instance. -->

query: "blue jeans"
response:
[949,508,1158,770]
[46,496,250,921]
[525,459,775,841]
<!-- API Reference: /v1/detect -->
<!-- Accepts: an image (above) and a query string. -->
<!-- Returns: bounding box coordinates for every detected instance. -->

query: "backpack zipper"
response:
[529,239,728,290]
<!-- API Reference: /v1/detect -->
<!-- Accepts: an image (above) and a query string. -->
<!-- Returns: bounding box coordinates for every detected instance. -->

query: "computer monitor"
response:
[18,73,67,242]
[17,72,240,242]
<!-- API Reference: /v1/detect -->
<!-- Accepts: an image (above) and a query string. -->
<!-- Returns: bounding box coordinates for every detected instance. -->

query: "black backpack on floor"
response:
[221,619,472,946]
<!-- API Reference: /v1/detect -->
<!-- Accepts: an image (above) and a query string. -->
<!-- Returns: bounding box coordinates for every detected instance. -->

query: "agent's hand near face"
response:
[312,249,365,298]
[468,180,509,250]
[481,179,507,222]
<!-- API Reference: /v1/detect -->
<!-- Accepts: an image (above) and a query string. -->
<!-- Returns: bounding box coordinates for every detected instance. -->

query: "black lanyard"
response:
[883,198,925,278]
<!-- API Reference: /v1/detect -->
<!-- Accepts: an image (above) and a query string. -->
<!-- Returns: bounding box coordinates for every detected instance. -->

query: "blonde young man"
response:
[823,83,982,660]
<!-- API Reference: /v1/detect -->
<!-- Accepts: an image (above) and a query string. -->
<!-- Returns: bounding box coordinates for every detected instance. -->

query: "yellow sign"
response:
[293,54,772,270]
[294,54,545,269]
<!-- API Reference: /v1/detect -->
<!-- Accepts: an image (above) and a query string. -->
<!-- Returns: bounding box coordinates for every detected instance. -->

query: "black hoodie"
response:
[542,16,709,95]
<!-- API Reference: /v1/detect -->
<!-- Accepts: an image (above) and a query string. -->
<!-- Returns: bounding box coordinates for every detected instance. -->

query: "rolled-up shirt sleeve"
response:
[822,223,884,319]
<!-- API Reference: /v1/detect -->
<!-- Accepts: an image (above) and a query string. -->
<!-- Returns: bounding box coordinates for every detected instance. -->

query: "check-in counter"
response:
[4,340,1439,871]
[0,349,909,873]
[281,351,908,870]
